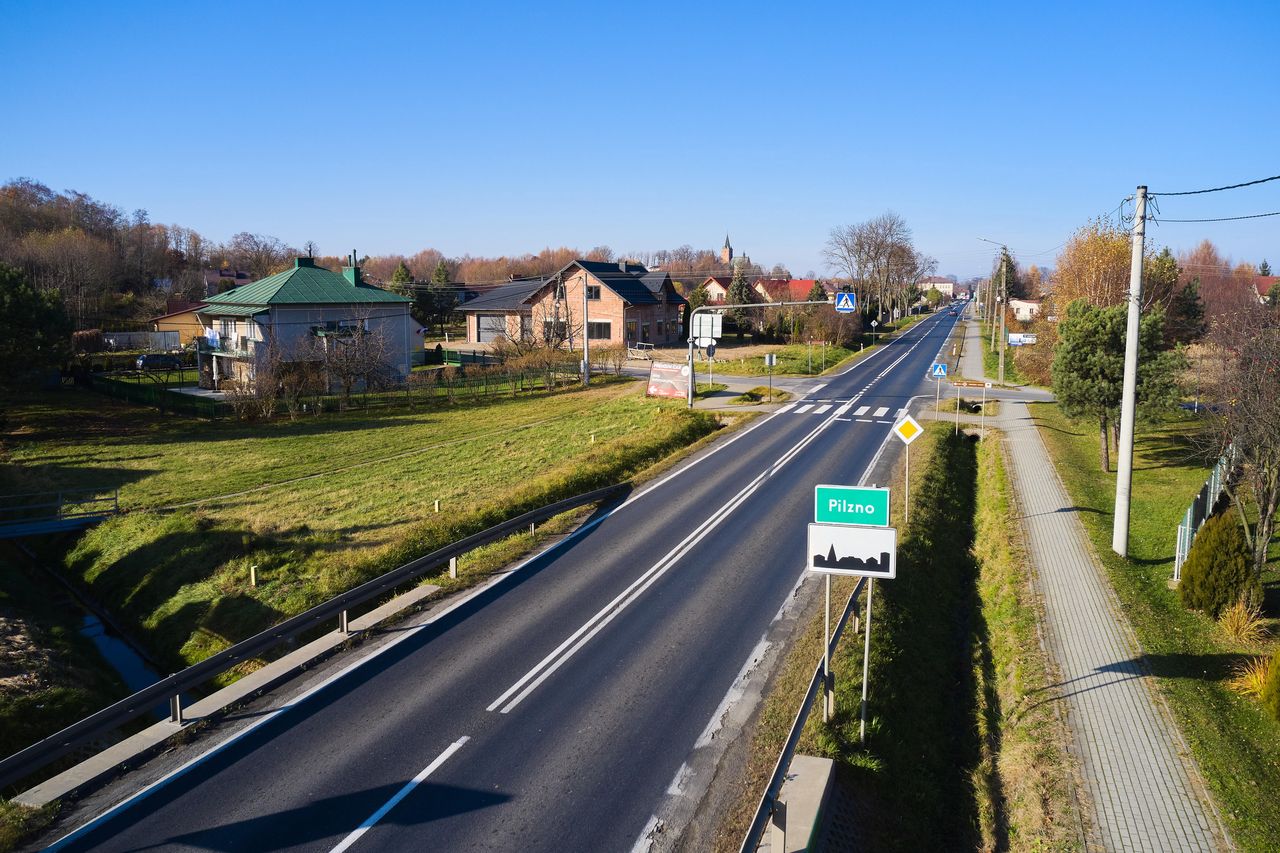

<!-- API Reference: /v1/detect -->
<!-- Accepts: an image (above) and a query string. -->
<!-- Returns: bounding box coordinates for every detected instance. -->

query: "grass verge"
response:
[731,387,792,405]
[715,424,1079,850]
[1032,403,1280,850]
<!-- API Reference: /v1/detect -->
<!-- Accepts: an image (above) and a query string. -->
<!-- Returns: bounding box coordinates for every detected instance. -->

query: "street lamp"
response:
[978,237,1009,385]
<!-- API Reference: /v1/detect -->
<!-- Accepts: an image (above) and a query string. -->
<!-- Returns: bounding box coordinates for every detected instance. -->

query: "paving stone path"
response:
[954,315,1228,851]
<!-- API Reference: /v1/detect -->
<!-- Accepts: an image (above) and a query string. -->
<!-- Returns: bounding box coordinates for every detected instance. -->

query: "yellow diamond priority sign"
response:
[893,414,923,445]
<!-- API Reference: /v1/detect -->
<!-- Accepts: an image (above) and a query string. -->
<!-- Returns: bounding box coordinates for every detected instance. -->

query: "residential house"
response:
[150,301,207,345]
[1008,298,1042,322]
[1254,275,1278,304]
[195,256,414,389]
[460,259,687,347]
[920,276,956,298]
[752,278,822,303]
[202,268,255,298]
[699,276,730,303]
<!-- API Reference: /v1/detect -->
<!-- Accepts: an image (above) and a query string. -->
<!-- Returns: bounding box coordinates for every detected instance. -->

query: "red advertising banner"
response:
[647,360,691,399]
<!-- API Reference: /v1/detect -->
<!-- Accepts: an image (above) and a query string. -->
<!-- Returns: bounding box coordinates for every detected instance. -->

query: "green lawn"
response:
[1032,403,1280,851]
[2,383,721,674]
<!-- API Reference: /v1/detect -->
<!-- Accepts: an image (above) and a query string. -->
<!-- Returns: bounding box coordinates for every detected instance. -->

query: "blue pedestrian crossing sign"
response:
[834,292,857,313]
[930,362,948,378]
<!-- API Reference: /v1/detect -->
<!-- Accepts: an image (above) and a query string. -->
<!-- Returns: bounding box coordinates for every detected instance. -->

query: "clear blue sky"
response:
[3,0,1277,278]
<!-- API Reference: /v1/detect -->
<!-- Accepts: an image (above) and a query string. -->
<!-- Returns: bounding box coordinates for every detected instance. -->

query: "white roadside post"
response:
[981,381,991,437]
[811,486,893,730]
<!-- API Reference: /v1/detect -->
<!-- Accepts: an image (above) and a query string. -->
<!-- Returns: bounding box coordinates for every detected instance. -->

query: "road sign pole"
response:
[904,444,910,528]
[859,579,873,743]
[934,376,940,411]
[823,573,831,722]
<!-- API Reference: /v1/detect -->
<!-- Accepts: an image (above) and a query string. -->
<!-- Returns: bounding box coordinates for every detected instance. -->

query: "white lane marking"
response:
[776,404,796,414]
[794,404,813,414]
[487,391,862,715]
[853,406,870,416]
[329,737,469,853]
[896,408,907,417]
[835,404,851,415]
[810,383,826,393]
[813,405,832,414]
[835,417,852,422]
[873,406,889,417]
[856,418,872,422]
[630,815,663,853]
[877,420,893,424]
[42,309,947,851]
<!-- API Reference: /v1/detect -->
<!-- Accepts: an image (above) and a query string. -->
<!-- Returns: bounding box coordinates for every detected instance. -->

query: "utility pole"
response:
[581,272,590,387]
[998,254,1007,385]
[1112,186,1148,557]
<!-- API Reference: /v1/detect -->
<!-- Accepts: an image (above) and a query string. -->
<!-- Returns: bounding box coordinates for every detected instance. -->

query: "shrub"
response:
[1228,656,1272,699]
[1262,652,1280,722]
[1218,599,1267,645]
[1177,512,1261,618]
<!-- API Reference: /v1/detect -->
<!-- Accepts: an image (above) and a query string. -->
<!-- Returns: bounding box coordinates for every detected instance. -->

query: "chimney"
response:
[342,249,362,287]
[618,260,627,273]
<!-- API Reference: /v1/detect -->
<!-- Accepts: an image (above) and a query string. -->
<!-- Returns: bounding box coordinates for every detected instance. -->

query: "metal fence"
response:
[0,481,628,792]
[1173,445,1237,580]
[89,375,230,418]
[101,331,181,352]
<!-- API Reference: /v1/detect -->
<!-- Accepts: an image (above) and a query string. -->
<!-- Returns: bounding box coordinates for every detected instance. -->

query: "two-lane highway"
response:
[46,308,964,852]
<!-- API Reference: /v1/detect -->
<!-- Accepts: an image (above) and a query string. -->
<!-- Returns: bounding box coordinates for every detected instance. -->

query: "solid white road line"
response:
[328,737,469,853]
[873,406,889,417]
[853,406,870,416]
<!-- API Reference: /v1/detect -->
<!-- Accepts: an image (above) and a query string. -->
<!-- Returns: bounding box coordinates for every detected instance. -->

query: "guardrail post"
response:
[449,556,458,579]
[769,799,787,853]
[338,610,349,635]
[169,694,183,725]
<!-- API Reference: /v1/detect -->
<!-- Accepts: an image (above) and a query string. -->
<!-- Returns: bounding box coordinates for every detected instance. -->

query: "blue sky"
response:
[3,0,1278,278]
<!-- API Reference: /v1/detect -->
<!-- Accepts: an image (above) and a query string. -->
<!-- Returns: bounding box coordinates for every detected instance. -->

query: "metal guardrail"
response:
[0,489,118,524]
[0,482,628,791]
[739,576,867,853]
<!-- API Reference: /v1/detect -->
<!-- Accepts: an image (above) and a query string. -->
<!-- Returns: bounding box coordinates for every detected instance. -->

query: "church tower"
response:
[720,234,733,266]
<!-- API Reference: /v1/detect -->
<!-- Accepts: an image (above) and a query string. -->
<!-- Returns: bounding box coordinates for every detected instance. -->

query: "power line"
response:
[1150,210,1280,224]
[1150,174,1280,197]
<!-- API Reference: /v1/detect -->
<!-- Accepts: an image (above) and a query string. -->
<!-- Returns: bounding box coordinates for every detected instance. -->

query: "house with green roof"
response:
[195,254,414,389]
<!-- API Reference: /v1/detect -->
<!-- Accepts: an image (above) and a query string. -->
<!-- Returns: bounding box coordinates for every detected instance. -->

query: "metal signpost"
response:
[892,415,923,527]
[765,352,776,401]
[931,362,947,410]
[870,319,879,346]
[809,483,897,738]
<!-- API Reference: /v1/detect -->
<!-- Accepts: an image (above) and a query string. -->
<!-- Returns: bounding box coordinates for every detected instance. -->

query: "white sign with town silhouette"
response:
[807,523,897,578]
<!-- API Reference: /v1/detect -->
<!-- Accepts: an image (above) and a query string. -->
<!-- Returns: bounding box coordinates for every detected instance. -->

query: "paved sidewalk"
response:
[996,400,1228,851]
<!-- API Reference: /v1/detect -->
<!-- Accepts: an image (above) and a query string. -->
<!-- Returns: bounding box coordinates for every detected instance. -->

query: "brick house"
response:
[753,278,822,303]
[461,259,687,347]
[699,276,730,303]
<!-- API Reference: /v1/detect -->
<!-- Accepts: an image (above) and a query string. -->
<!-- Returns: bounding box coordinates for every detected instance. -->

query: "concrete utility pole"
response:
[1112,186,1148,556]
[998,255,1007,385]
[581,272,590,387]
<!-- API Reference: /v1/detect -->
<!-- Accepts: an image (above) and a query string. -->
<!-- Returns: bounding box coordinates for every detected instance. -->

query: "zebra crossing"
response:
[774,400,905,424]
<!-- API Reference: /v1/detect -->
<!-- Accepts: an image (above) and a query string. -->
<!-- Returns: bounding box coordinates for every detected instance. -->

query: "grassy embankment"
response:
[716,425,1078,851]
[731,387,791,405]
[1,382,723,681]
[1032,403,1280,850]
[0,553,129,849]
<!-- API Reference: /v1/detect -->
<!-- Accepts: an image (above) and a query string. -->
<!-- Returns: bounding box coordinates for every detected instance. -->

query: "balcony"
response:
[197,336,256,359]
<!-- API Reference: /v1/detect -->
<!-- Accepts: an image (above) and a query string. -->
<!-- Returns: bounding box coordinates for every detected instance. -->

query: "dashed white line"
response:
[856,418,872,423]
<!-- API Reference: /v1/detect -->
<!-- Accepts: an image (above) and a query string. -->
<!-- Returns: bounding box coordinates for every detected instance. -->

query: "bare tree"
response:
[1197,305,1280,576]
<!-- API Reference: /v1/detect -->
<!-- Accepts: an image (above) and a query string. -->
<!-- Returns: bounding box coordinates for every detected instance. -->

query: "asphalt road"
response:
[46,309,963,853]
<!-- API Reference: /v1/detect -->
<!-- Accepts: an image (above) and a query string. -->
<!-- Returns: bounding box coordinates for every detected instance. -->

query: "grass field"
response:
[1032,403,1280,851]
[1,383,723,675]
[715,424,1078,850]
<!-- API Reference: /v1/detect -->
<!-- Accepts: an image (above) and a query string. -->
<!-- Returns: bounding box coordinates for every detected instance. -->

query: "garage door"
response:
[477,314,508,342]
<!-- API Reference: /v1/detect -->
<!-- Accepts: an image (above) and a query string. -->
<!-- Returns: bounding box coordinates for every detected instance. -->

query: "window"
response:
[586,284,601,300]
[655,320,664,340]
[626,320,638,342]
[587,321,611,341]
[641,323,651,343]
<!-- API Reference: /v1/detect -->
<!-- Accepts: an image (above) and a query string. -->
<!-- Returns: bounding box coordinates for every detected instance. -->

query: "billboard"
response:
[647,361,691,399]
